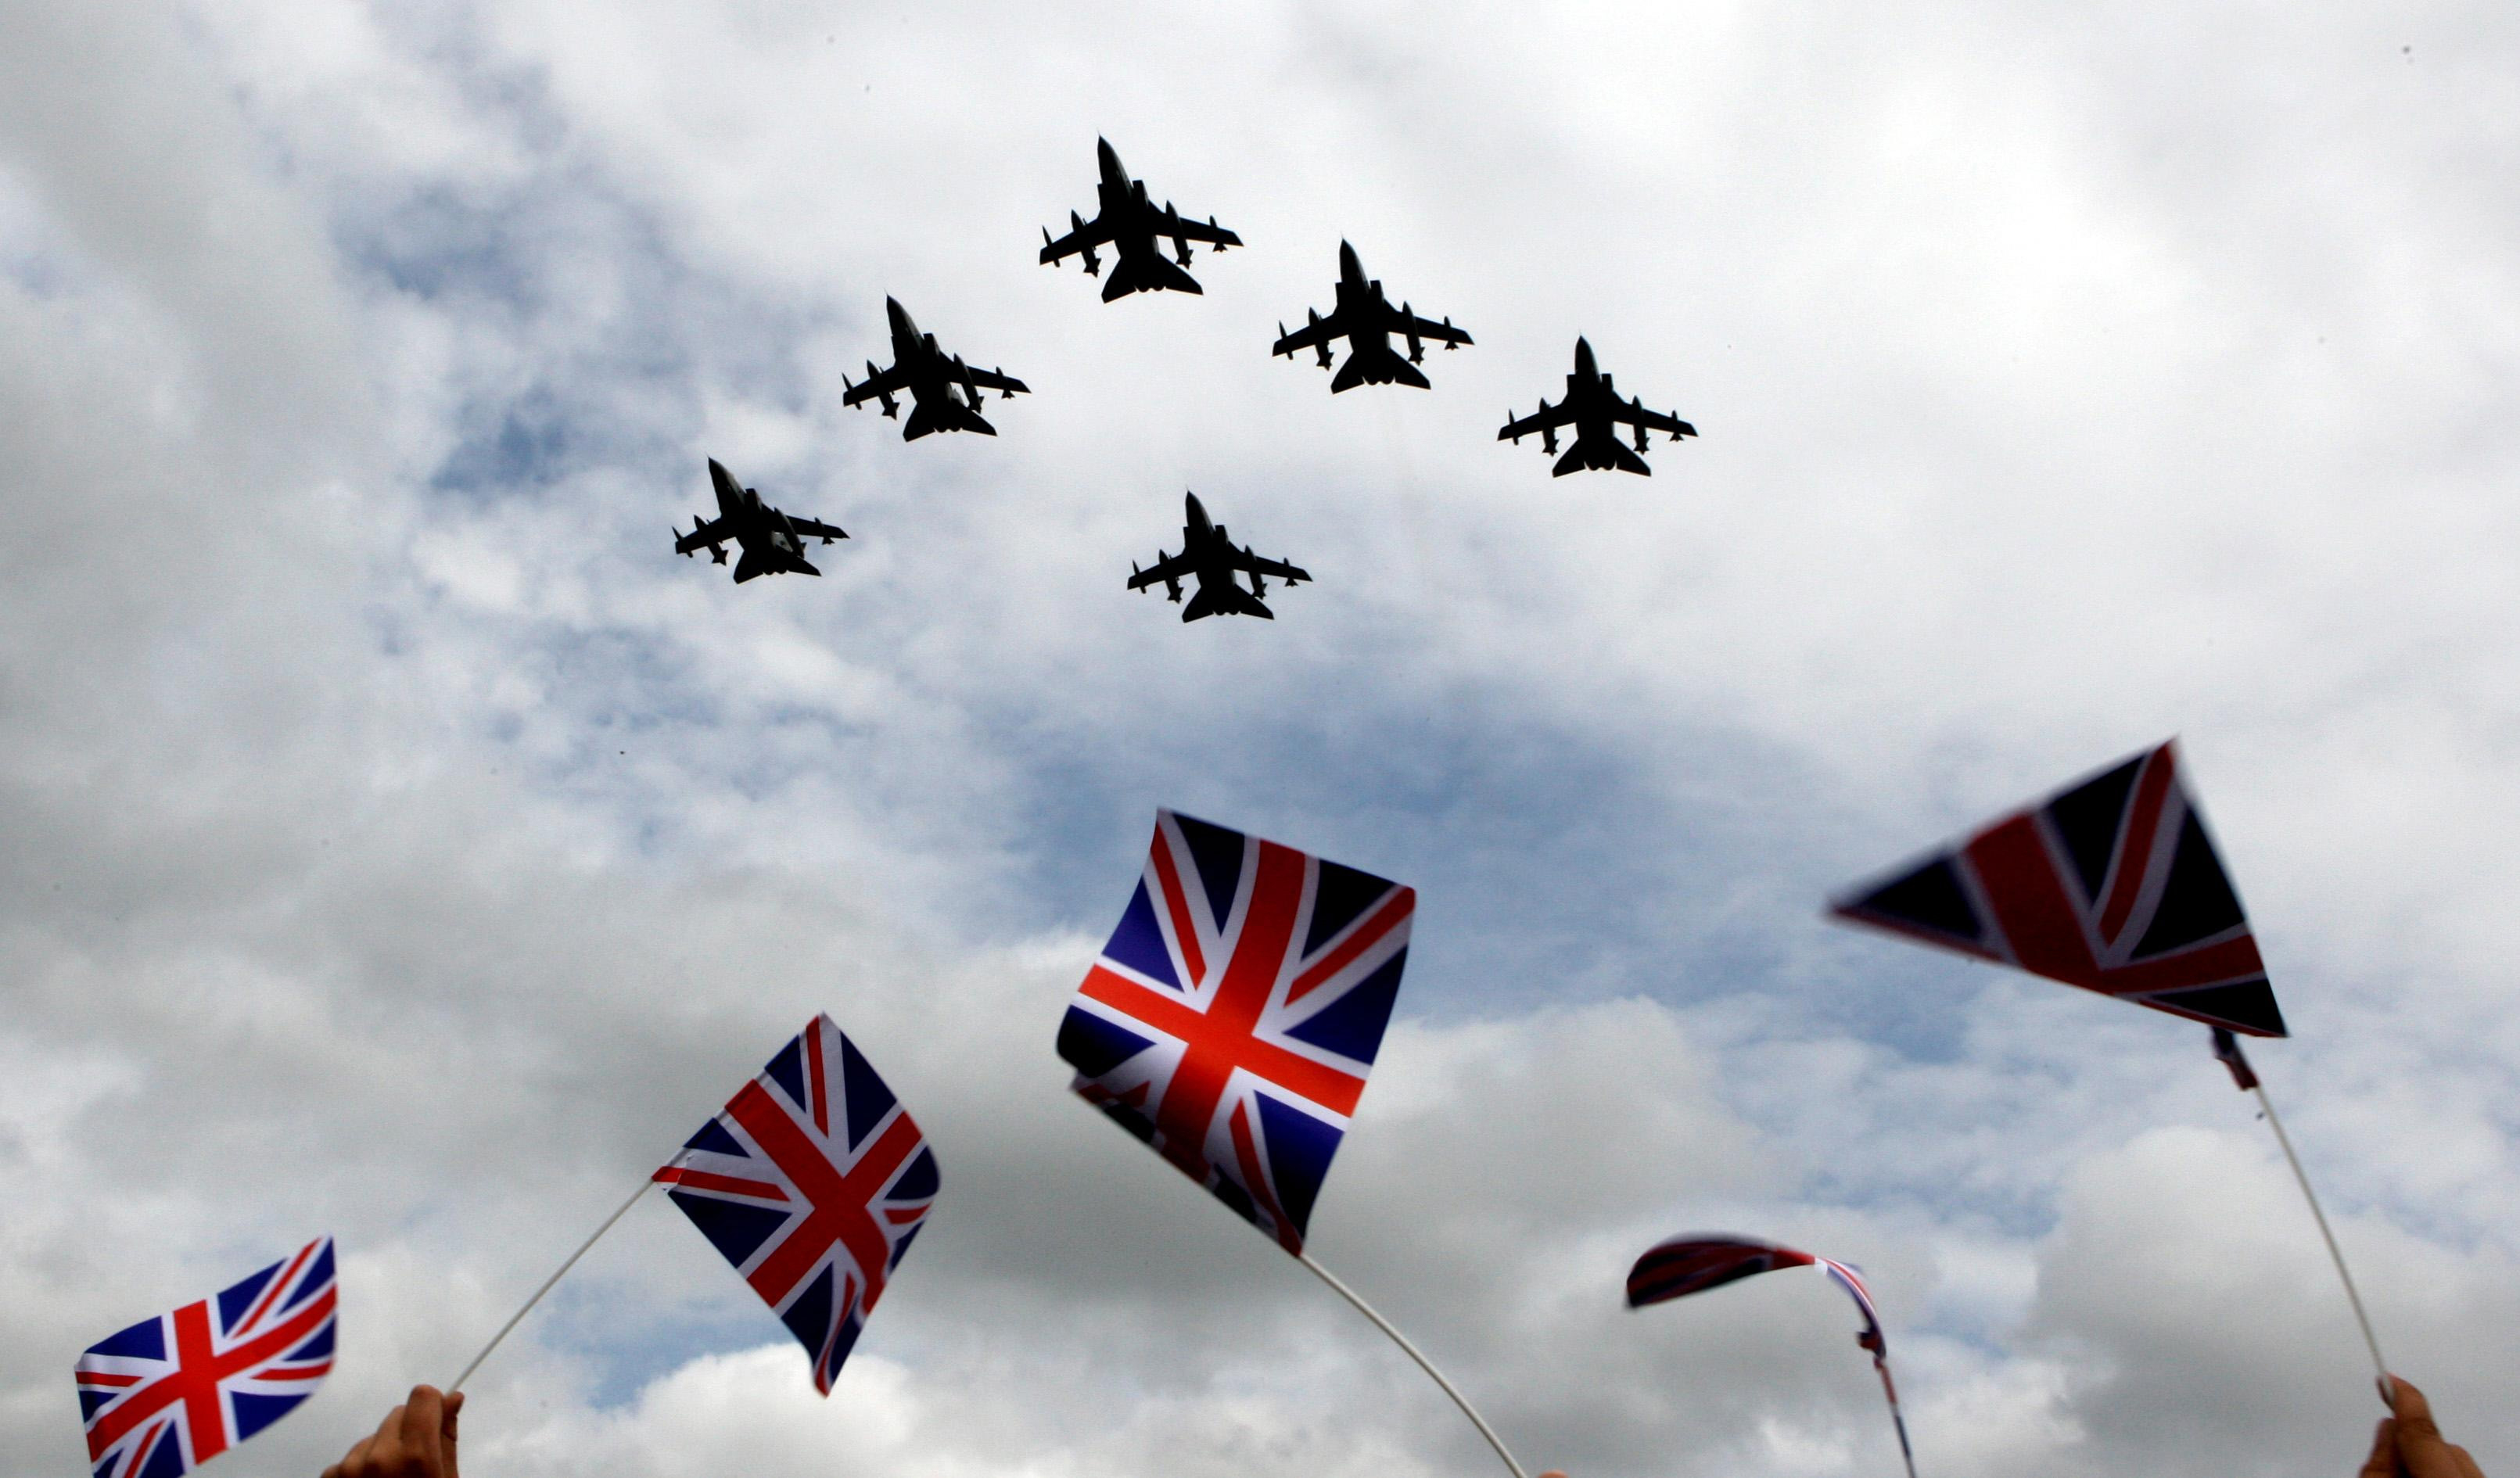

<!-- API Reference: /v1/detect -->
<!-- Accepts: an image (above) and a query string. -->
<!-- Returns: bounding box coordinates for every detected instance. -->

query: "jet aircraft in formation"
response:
[1040,138,1242,300]
[1499,337,1697,476]
[684,142,1700,610]
[1272,241,1472,392]
[843,297,1030,439]
[676,458,848,583]
[1128,491,1310,622]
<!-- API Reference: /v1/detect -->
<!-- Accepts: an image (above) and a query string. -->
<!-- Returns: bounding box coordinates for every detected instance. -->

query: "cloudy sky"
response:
[5,2,2517,1476]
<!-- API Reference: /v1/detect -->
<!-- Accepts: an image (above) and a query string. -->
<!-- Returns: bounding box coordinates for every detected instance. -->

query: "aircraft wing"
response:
[1233,547,1311,584]
[1040,220,1113,265]
[1497,400,1578,442]
[842,362,911,406]
[786,515,849,543]
[675,515,732,554]
[1616,400,1698,439]
[1164,214,1242,249]
[961,364,1030,396]
[1272,311,1343,358]
[1128,551,1195,590]
[1394,309,1473,348]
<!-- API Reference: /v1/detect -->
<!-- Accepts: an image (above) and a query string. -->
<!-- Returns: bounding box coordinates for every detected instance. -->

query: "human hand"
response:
[321,1385,463,1478]
[2359,1376,2482,1478]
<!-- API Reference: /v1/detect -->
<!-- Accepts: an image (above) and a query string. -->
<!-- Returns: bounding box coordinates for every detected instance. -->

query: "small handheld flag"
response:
[656,1014,939,1394]
[1625,1235,1917,1478]
[77,1236,338,1478]
[1061,813,1534,1478]
[1830,742,2389,1398]
[1625,1235,1815,1308]
[1057,808,1413,1252]
[1831,740,2284,1037]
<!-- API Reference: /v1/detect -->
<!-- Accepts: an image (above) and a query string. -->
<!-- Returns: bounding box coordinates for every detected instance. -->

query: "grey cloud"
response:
[5,2,2518,1477]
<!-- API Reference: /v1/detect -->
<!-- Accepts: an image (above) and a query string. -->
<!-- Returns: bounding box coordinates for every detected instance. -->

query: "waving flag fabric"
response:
[654,1016,939,1394]
[1831,739,2285,1037]
[1626,1235,1918,1477]
[1818,1257,1919,1478]
[76,1236,337,1478]
[1625,1236,1815,1308]
[1058,809,1414,1251]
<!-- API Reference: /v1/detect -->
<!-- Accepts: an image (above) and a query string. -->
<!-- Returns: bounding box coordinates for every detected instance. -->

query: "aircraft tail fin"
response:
[1331,345,1430,393]
[902,397,996,440]
[1183,582,1273,621]
[732,549,771,583]
[1102,250,1202,300]
[1556,433,1652,477]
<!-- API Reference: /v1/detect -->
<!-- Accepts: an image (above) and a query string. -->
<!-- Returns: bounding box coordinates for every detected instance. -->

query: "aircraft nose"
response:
[1097,136,1122,174]
[1574,336,1596,374]
[1185,490,1207,522]
[886,296,910,331]
[1338,239,1362,278]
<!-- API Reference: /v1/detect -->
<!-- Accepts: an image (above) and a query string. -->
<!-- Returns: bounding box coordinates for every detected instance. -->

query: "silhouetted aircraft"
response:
[676,457,847,583]
[1129,491,1311,622]
[1499,338,1696,475]
[1040,138,1241,301]
[843,297,1030,439]
[1271,241,1471,392]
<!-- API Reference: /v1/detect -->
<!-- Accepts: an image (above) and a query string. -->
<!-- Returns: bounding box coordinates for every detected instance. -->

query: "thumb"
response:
[2390,1376,2444,1439]
[443,1390,464,1478]
[2359,1418,2398,1478]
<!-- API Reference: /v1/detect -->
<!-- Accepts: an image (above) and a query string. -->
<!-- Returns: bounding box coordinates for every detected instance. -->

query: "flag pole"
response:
[1871,1359,1919,1478]
[2214,1029,2388,1396]
[2251,1078,2389,1389]
[1295,1249,1531,1478]
[449,1178,656,1395]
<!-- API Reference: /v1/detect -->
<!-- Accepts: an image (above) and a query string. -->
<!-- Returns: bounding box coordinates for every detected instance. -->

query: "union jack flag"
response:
[1058,809,1414,1251]
[653,1016,938,1395]
[1816,1257,1919,1478]
[1624,1235,1815,1308]
[1832,740,2286,1037]
[75,1236,337,1478]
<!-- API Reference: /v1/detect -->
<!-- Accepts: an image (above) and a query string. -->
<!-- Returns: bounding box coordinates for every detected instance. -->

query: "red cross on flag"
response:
[655,1016,939,1394]
[1058,809,1414,1251]
[1831,740,2286,1037]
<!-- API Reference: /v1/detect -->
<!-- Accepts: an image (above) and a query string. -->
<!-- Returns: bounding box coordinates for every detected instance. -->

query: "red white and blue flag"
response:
[1058,809,1414,1251]
[1831,740,2287,1037]
[75,1236,338,1478]
[1624,1235,1815,1308]
[1817,1257,1919,1478]
[1625,1235,1917,1477]
[654,1016,938,1395]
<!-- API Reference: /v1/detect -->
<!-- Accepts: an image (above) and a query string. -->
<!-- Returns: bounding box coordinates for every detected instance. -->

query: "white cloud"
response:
[3,3,2516,1476]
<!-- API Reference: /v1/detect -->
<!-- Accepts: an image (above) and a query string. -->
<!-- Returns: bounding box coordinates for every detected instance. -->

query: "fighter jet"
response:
[1039,138,1242,301]
[1128,491,1311,622]
[842,297,1030,439]
[675,457,848,583]
[1498,337,1697,476]
[1271,241,1471,393]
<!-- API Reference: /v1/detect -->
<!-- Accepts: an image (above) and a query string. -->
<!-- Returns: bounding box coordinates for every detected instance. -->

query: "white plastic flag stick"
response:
[2217,1028,2388,1395]
[1296,1249,1530,1478]
[2253,1078,2389,1390]
[448,1178,655,1395]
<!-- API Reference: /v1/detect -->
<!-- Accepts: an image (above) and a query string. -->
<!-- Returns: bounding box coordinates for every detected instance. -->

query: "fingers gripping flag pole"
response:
[1059,810,1529,1478]
[1830,740,2387,1400]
